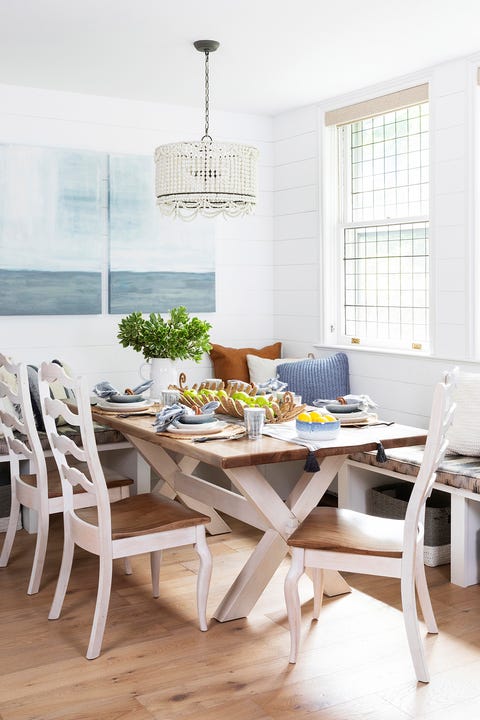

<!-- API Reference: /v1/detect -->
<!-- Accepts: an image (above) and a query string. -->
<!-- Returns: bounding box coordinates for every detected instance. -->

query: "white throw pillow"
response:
[447,372,480,456]
[246,354,302,385]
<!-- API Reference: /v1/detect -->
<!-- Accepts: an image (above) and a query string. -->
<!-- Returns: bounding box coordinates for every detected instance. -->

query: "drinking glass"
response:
[243,407,266,440]
[160,389,180,406]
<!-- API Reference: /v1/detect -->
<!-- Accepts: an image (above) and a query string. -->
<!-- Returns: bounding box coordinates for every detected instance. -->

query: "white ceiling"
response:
[1,0,480,116]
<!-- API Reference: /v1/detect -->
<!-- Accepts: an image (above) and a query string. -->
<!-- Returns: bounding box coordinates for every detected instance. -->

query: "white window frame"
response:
[334,104,430,353]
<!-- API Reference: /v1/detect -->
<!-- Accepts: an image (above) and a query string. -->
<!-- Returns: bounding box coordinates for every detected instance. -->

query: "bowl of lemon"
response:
[296,410,341,441]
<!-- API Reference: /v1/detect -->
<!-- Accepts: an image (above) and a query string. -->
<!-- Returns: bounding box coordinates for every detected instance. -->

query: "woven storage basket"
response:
[423,544,451,567]
[370,483,451,566]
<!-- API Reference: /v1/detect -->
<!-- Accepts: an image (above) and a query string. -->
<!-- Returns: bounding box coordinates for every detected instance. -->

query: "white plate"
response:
[166,421,227,436]
[336,411,372,425]
[97,399,154,412]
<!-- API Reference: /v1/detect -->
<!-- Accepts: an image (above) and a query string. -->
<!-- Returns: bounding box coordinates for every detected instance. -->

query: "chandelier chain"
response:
[204,50,210,139]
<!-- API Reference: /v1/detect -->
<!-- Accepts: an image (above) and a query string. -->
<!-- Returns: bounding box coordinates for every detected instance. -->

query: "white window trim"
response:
[319,59,480,363]
[322,103,430,354]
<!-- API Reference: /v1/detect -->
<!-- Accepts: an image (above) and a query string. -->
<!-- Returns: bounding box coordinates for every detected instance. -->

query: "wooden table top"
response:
[91,406,428,470]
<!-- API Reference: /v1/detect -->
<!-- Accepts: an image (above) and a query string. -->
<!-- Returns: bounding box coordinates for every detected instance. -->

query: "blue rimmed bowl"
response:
[295,418,341,441]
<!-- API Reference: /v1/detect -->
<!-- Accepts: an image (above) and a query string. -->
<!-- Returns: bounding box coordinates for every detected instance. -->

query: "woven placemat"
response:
[91,405,157,417]
[155,423,243,440]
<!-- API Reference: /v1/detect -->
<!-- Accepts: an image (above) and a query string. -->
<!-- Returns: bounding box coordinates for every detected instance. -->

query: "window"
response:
[336,99,429,350]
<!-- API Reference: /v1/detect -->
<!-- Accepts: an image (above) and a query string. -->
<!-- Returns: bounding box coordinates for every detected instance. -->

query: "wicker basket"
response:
[370,483,451,566]
[423,544,451,568]
[171,373,306,424]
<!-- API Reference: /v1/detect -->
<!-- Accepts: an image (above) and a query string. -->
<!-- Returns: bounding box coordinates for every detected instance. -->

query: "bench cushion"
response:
[349,446,480,494]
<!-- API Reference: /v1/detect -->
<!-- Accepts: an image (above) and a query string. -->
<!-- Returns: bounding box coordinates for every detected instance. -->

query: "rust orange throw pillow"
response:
[210,342,282,383]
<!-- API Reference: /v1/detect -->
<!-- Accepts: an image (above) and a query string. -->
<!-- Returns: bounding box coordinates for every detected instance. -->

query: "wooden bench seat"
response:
[349,446,480,494]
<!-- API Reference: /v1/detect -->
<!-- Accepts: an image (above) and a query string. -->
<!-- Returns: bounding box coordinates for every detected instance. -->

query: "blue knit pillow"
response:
[276,353,350,405]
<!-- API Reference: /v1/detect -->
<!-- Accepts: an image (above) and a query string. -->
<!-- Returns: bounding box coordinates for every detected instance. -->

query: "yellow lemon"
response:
[309,411,326,422]
[297,412,312,422]
[323,414,337,422]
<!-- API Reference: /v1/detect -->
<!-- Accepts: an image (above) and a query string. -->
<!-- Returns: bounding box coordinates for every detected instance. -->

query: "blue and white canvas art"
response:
[0,144,105,315]
[108,154,216,314]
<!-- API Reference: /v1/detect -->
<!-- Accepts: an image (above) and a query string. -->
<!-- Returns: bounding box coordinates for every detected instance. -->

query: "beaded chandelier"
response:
[155,40,258,220]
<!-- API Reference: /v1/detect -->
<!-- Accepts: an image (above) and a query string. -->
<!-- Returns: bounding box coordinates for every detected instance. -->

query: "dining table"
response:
[91,404,427,622]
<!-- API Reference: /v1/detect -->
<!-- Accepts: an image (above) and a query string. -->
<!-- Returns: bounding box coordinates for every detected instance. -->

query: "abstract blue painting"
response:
[0,144,105,315]
[0,145,216,316]
[108,154,216,314]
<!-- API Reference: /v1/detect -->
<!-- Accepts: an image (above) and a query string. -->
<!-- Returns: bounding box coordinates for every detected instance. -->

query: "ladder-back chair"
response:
[38,361,212,659]
[0,353,133,594]
[284,368,457,683]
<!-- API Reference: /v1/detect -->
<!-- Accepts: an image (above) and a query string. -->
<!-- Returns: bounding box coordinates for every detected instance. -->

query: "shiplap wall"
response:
[273,105,320,359]
[2,52,480,424]
[273,54,480,428]
[0,84,274,390]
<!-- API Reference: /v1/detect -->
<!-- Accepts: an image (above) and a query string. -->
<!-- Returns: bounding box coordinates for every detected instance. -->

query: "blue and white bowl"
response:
[296,417,341,441]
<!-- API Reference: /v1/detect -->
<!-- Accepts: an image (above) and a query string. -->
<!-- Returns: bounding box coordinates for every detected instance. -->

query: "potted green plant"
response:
[117,306,212,396]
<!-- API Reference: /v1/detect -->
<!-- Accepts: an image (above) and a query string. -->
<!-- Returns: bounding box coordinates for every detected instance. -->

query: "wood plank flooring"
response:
[1,515,480,719]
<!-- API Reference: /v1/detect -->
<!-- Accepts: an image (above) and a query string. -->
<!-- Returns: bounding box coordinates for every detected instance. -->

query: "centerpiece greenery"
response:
[117,306,212,361]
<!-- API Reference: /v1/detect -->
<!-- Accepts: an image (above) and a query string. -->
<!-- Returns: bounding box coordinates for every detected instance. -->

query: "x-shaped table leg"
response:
[214,455,351,621]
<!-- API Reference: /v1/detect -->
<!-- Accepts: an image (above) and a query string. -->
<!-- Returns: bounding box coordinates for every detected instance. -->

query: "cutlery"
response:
[193,431,246,443]
[118,411,157,418]
[355,421,395,428]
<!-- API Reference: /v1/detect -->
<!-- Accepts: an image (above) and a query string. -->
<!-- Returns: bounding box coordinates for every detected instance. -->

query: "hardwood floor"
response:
[1,515,480,720]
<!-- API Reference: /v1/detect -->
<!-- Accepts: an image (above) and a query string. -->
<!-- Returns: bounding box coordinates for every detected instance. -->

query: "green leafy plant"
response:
[117,306,212,362]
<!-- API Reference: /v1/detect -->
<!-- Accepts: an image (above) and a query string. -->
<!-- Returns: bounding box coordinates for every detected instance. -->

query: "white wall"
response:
[3,51,479,426]
[0,84,274,389]
[273,105,321,360]
[273,53,480,428]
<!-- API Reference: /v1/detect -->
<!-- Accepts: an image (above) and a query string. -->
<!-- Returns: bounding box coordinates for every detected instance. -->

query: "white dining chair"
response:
[284,368,457,683]
[38,360,212,659]
[0,354,133,594]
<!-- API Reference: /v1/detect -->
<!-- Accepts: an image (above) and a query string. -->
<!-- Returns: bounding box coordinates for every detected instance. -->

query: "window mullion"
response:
[342,214,428,230]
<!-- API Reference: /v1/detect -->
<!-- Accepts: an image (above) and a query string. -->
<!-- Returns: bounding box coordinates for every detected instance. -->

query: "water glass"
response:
[160,389,180,406]
[243,406,266,440]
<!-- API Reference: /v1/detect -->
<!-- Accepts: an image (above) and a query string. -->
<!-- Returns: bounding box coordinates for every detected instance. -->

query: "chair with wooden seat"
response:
[284,368,457,683]
[38,360,212,659]
[0,353,133,594]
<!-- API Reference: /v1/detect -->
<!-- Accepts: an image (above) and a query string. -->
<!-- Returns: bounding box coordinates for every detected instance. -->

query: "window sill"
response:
[313,342,470,365]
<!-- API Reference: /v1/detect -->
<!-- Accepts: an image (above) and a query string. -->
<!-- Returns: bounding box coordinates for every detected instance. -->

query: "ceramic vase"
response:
[139,358,178,399]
